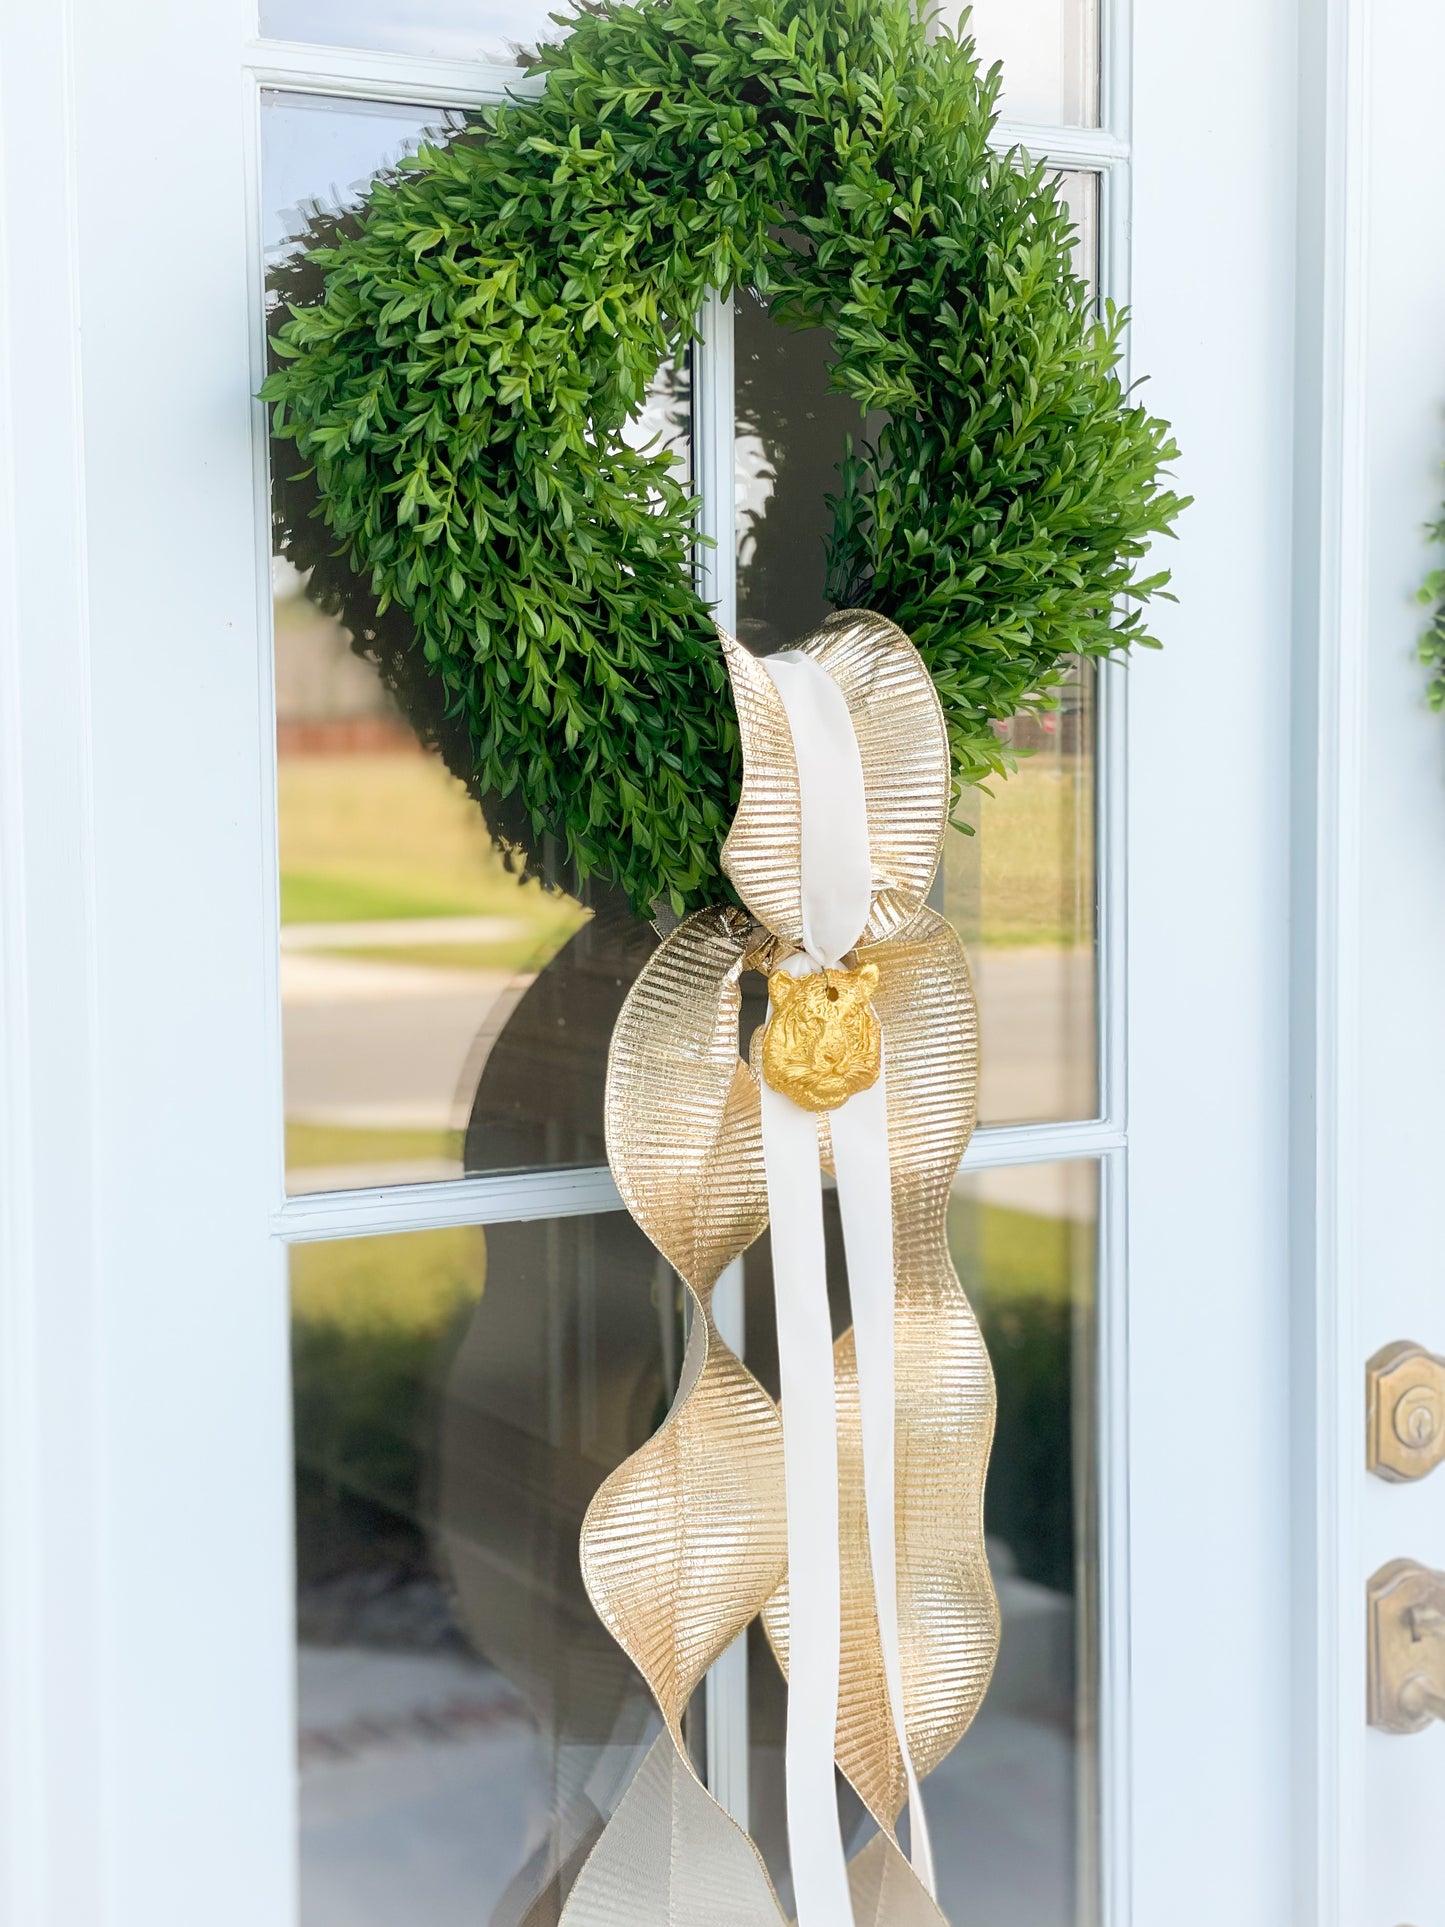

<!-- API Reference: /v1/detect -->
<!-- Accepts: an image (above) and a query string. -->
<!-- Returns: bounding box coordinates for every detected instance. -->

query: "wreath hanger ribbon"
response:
[756,650,934,1924]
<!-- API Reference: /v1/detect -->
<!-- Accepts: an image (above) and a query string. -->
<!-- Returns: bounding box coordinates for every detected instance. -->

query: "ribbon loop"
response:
[761,652,872,967]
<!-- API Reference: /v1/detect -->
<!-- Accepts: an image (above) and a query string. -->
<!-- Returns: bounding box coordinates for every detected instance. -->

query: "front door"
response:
[1,0,1430,1922]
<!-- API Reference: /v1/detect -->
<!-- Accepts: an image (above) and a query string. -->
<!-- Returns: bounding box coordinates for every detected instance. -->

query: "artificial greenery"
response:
[264,0,1185,916]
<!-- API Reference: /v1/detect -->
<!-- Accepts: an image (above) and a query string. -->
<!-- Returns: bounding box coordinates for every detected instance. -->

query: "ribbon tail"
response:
[832,1053,935,1897]
[759,1072,856,1927]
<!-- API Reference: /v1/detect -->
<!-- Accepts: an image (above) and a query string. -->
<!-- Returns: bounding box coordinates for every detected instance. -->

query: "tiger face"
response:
[760,962,882,1113]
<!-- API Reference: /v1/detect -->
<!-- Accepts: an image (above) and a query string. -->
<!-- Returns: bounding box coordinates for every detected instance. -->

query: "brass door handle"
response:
[1366,1341,1445,1482]
[1368,1559,1445,1733]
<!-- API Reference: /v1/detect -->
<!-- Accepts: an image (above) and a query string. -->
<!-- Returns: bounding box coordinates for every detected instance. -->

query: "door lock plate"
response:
[1366,1341,1445,1482]
[1368,1559,1445,1733]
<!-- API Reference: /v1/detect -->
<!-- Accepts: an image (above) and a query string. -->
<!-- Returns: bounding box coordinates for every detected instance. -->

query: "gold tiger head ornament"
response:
[760,962,882,1113]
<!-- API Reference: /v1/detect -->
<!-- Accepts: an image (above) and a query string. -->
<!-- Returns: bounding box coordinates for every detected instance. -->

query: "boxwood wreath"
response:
[264,0,1186,917]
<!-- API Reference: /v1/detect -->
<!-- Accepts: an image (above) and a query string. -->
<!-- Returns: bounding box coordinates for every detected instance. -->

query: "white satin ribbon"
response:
[759,1041,853,1926]
[830,1073,935,1896]
[759,653,933,1927]
[761,653,872,970]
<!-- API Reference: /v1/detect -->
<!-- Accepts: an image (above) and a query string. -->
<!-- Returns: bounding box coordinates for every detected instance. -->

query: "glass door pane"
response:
[942,667,1097,1124]
[936,1159,1099,1924]
[734,286,884,654]
[934,0,1101,127]
[731,206,1102,1124]
[260,0,569,64]
[292,1210,684,1923]
[263,94,678,1193]
[290,1154,1098,1924]
[732,1160,1100,1921]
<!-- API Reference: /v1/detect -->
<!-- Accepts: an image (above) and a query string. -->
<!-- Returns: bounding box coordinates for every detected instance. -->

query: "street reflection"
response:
[944,668,1098,1123]
[276,574,593,1190]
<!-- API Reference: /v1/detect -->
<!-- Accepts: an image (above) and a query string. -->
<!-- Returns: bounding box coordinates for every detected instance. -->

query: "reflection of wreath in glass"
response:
[264,0,1186,915]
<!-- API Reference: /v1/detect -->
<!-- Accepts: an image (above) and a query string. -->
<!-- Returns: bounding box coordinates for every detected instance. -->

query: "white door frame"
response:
[0,0,1406,1920]
[1323,2,1445,1923]
[1126,0,1296,1914]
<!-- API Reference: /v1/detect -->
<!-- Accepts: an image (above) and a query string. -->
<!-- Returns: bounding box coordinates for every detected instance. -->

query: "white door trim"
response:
[1290,0,1373,1915]
[0,0,106,1919]
[1127,0,1318,1916]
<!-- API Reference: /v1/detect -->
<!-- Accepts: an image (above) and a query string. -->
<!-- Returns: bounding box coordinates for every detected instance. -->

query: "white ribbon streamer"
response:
[759,654,933,1927]
[759,1041,854,1927]
[831,1074,936,1896]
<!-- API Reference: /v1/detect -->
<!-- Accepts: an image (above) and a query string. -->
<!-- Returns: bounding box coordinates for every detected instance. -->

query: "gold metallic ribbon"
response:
[560,612,1000,1927]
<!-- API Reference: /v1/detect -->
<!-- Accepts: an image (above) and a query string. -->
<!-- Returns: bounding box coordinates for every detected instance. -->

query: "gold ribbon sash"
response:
[559,612,1000,1927]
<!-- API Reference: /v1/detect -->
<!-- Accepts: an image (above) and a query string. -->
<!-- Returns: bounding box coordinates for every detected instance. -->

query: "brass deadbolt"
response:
[1367,1560,1445,1734]
[1366,1341,1445,1482]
